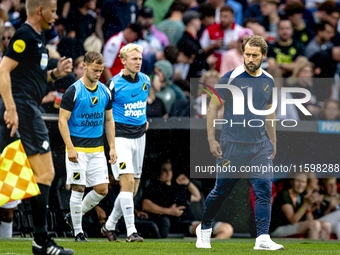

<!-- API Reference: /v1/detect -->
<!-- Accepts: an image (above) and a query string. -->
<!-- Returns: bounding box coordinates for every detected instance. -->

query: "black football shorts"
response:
[0,98,51,156]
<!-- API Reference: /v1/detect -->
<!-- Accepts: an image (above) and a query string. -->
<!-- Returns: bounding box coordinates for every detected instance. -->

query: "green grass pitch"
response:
[0,238,340,255]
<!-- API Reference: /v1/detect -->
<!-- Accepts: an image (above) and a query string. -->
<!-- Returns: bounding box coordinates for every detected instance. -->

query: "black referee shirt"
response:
[5,22,49,104]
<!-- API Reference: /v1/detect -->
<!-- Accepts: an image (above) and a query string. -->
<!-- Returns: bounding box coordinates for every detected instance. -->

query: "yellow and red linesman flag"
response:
[0,139,40,206]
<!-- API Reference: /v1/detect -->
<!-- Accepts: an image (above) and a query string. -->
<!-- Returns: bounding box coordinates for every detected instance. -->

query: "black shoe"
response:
[101,224,118,242]
[126,232,144,242]
[75,232,89,242]
[32,239,74,255]
[64,213,74,235]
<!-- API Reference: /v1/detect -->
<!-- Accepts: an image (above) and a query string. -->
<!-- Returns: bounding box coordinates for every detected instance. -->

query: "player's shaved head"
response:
[26,0,55,16]
[241,35,268,55]
[120,43,143,60]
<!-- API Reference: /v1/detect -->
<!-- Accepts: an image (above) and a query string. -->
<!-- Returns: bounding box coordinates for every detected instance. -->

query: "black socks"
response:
[30,183,50,245]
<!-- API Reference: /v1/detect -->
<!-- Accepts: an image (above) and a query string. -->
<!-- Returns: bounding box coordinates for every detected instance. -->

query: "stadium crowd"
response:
[0,0,339,120]
[0,0,340,241]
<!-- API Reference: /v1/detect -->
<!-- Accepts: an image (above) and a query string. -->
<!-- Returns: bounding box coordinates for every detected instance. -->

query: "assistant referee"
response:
[0,0,73,254]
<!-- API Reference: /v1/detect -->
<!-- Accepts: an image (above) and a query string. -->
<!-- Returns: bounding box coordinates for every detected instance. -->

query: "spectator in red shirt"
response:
[102,23,143,82]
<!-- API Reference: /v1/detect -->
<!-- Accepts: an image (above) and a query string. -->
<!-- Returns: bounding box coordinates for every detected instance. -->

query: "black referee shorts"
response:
[0,98,51,156]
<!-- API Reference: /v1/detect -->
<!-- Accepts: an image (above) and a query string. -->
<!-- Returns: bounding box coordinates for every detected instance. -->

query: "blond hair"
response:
[119,43,143,59]
[0,9,9,22]
[74,56,84,68]
[1,25,16,53]
[0,19,4,53]
[3,25,16,39]
[26,0,54,16]
[198,70,221,96]
[199,70,221,84]
[287,57,314,85]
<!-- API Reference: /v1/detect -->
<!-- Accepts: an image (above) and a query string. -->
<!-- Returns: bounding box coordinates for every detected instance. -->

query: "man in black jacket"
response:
[177,11,216,79]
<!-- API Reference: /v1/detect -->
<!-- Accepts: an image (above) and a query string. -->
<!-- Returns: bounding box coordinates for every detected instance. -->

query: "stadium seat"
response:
[47,210,58,237]
[12,210,25,237]
[17,200,34,237]
[55,177,72,237]
[16,199,58,238]
[275,179,285,192]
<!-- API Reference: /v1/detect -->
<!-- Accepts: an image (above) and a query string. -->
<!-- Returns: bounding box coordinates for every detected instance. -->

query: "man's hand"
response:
[4,107,18,137]
[68,147,78,163]
[41,91,57,104]
[109,148,117,164]
[330,196,340,208]
[168,204,186,217]
[304,193,319,206]
[146,121,149,131]
[307,105,320,115]
[94,206,107,223]
[213,38,223,49]
[209,140,222,159]
[135,209,149,219]
[176,174,190,186]
[56,56,73,78]
[207,54,217,70]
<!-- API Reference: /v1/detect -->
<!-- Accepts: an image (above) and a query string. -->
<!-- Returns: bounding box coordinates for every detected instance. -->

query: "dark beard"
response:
[244,61,261,72]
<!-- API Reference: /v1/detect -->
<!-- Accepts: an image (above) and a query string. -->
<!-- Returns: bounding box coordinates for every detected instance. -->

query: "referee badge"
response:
[13,39,26,53]
[119,162,126,169]
[263,84,269,93]
[143,83,147,91]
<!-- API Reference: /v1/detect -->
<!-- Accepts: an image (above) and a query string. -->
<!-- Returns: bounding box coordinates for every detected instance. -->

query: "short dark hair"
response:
[160,159,172,174]
[220,6,234,15]
[197,3,215,19]
[84,51,104,65]
[164,45,179,64]
[161,159,172,167]
[76,0,92,8]
[127,22,143,39]
[242,17,259,27]
[170,0,188,13]
[178,41,198,58]
[319,1,340,15]
[174,79,190,92]
[55,17,67,27]
[316,21,332,32]
[285,2,305,16]
[241,35,268,55]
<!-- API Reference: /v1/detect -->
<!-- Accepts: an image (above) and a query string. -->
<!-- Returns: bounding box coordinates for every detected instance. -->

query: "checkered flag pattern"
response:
[0,139,40,206]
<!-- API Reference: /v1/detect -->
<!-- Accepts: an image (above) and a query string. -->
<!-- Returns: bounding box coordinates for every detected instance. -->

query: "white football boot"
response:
[254,234,284,250]
[196,224,212,249]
